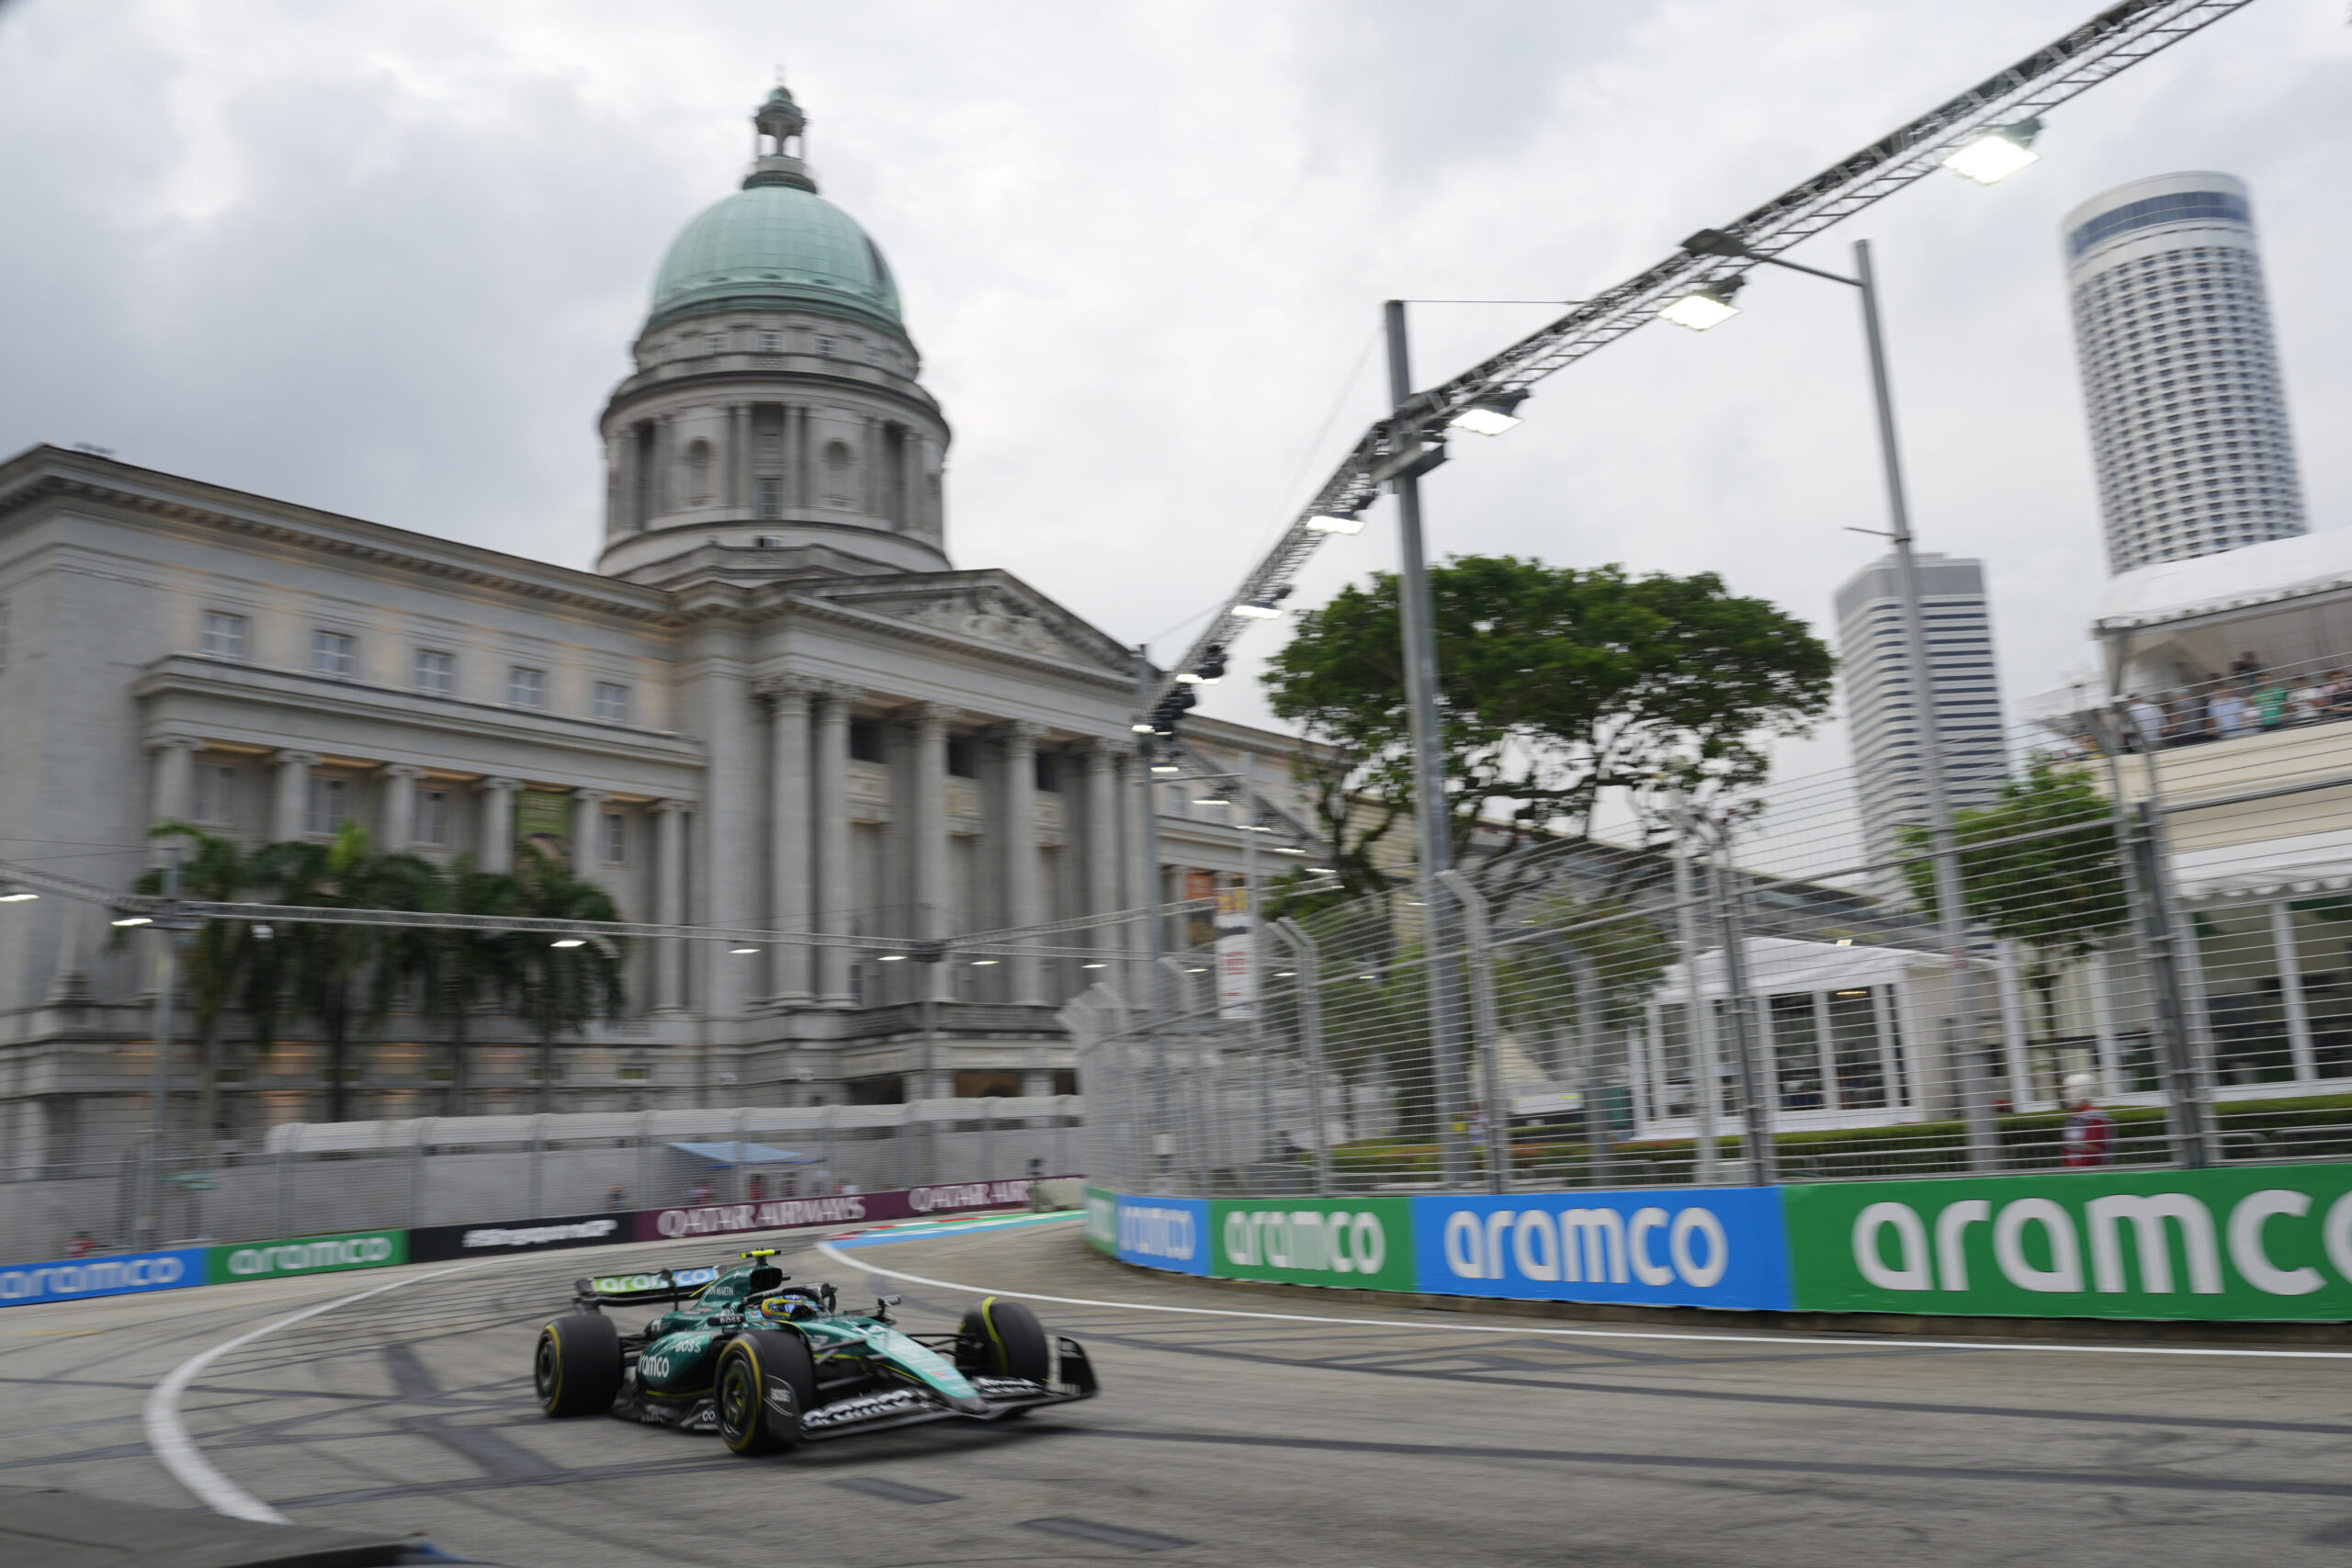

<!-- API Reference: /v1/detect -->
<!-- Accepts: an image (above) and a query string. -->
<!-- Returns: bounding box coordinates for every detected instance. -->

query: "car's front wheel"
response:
[536,1313,621,1416]
[715,1331,817,1455]
[958,1296,1051,1382]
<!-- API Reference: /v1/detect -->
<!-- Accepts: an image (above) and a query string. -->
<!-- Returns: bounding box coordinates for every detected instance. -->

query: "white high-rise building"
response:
[1834,555,2007,897]
[2064,172,2305,576]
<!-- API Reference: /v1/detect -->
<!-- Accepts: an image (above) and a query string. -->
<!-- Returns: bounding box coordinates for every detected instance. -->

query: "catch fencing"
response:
[1072,680,2352,1198]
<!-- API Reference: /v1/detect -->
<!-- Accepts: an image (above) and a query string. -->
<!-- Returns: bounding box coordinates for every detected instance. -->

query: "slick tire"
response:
[536,1312,622,1417]
[959,1296,1051,1382]
[715,1331,816,1455]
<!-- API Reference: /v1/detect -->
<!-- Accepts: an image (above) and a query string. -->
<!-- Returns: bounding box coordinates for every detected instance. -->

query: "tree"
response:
[510,850,628,1112]
[1264,556,1833,897]
[250,823,437,1123]
[132,824,264,1161]
[1900,764,2128,1072]
[412,860,528,1118]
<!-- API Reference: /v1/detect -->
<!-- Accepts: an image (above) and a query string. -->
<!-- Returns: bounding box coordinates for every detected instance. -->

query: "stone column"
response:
[1083,740,1122,964]
[999,721,1045,1004]
[273,750,318,840]
[758,679,813,1004]
[571,789,607,872]
[1128,743,1159,1004]
[149,737,198,829]
[381,764,424,852]
[479,777,520,873]
[909,704,954,1002]
[729,404,749,512]
[812,683,861,1006]
[654,799,690,1011]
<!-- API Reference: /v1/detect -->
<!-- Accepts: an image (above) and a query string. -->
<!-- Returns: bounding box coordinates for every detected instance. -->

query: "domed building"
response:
[0,88,1308,1168]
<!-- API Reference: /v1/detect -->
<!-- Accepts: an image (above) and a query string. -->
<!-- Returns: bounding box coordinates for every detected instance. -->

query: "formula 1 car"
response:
[532,1250,1098,1453]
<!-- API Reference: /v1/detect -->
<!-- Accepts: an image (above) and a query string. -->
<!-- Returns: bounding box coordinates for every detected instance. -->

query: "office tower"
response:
[2064,172,2305,576]
[1835,555,2007,897]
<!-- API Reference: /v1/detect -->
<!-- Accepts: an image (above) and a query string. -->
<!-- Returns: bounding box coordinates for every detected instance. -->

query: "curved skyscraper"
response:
[2064,172,2304,576]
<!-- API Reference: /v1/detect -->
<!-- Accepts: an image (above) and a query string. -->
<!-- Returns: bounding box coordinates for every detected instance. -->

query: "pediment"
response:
[805,573,1132,674]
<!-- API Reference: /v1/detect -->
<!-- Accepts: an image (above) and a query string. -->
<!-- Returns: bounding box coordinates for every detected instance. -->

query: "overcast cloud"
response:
[1,0,2344,790]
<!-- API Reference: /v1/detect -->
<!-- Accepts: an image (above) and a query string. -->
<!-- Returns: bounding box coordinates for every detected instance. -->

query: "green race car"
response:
[533,1249,1098,1453]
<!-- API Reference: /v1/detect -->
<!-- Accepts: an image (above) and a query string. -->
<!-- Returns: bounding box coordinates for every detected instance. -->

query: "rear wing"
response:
[572,1266,719,1309]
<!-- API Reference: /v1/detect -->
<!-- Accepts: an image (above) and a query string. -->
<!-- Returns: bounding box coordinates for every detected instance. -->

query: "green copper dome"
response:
[646,183,904,337]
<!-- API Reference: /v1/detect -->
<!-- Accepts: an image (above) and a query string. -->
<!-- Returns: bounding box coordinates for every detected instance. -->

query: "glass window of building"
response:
[602,811,627,864]
[304,774,347,836]
[413,649,454,695]
[193,762,239,827]
[201,611,248,660]
[508,666,547,709]
[416,789,449,848]
[311,630,355,680]
[594,681,630,724]
[754,477,783,520]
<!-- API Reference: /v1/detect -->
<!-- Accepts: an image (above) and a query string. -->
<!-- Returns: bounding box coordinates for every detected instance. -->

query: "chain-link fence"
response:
[1074,675,2352,1197]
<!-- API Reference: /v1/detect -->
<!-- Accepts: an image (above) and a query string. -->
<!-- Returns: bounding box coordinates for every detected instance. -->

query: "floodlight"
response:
[1229,599,1284,620]
[1149,760,1182,775]
[1131,721,1156,733]
[1659,276,1744,331]
[551,938,587,948]
[1448,391,1528,436]
[970,959,999,966]
[1306,511,1365,535]
[878,953,906,962]
[113,916,153,928]
[1081,962,1106,970]
[0,886,37,903]
[729,946,760,954]
[1942,118,2041,185]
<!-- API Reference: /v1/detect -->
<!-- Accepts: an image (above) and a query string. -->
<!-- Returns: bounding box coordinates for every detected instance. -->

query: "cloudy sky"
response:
[1,0,2344,795]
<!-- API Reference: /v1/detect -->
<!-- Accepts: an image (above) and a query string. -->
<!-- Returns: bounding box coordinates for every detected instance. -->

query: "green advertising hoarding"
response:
[1084,1187,1119,1257]
[1786,1163,2352,1322]
[1210,1197,1416,1292]
[207,1229,408,1286]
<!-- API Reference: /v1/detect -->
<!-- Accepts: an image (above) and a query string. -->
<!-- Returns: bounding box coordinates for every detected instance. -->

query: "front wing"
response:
[789,1336,1099,1443]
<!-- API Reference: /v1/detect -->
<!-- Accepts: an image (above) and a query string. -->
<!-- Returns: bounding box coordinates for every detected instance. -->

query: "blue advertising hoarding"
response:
[1411,1189,1792,1311]
[0,1247,209,1308]
[1113,1195,1211,1276]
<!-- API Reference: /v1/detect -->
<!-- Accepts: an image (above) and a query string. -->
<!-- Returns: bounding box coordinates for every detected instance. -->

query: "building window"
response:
[311,630,356,680]
[821,441,852,508]
[508,666,546,709]
[201,611,248,660]
[703,333,721,355]
[759,331,781,353]
[865,344,881,366]
[416,789,449,848]
[816,334,836,356]
[304,775,347,836]
[1035,751,1059,793]
[849,719,882,763]
[754,477,783,520]
[594,682,630,724]
[0,601,8,671]
[194,763,239,827]
[946,737,976,778]
[413,649,454,695]
[602,811,627,864]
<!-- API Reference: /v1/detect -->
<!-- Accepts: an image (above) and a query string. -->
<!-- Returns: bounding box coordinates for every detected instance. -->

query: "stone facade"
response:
[0,88,1312,1168]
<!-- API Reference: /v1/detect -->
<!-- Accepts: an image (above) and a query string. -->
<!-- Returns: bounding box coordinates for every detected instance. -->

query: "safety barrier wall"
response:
[0,1175,1068,1310]
[1086,1163,2352,1325]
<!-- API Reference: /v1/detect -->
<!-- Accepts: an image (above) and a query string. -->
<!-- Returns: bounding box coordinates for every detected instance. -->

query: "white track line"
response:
[144,1262,488,1523]
[814,1233,2352,1361]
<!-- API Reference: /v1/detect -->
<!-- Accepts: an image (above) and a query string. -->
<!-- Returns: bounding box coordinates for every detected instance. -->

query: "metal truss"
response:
[1141,0,2256,717]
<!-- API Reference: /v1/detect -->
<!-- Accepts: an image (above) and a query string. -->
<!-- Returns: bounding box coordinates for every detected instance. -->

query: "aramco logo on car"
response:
[1114,1196,1208,1275]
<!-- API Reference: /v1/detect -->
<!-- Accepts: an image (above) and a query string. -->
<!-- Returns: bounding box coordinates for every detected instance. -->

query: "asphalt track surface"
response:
[6,1217,2352,1567]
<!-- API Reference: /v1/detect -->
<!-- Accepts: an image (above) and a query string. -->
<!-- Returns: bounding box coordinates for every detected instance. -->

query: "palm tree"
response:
[413,859,528,1117]
[252,823,437,1123]
[510,850,628,1112]
[131,824,259,1164]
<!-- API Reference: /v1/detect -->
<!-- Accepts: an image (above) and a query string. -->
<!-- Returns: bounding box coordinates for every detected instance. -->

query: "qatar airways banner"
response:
[633,1176,1064,1242]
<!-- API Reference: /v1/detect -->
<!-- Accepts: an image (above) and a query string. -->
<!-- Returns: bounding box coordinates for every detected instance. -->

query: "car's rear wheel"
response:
[715,1331,816,1455]
[958,1296,1051,1382]
[536,1313,622,1416]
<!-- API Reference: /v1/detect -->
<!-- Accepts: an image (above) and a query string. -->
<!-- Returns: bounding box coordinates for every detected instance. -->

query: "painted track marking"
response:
[813,1230,2352,1361]
[144,1262,487,1523]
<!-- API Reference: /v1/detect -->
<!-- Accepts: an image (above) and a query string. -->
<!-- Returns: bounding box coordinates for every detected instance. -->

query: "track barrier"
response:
[1089,1163,2352,1325]
[0,1173,1069,1310]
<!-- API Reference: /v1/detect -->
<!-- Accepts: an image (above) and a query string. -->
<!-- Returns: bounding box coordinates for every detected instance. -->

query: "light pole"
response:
[1380,299,1474,1186]
[1664,233,1997,1173]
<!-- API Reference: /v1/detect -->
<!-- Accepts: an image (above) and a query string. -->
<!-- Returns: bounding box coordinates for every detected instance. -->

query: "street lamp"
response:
[1448,391,1530,436]
[1667,222,1998,1174]
[1658,276,1745,331]
[1941,118,2041,186]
